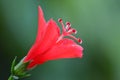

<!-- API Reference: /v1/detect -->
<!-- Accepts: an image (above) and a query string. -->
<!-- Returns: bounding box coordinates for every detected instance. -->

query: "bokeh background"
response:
[0,0,120,80]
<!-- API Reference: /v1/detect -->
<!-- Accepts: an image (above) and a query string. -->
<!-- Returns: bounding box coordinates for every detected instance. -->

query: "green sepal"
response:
[11,56,17,75]
[10,57,31,79]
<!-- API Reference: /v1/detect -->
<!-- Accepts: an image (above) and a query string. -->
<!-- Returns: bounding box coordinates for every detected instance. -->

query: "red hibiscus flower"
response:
[24,6,83,69]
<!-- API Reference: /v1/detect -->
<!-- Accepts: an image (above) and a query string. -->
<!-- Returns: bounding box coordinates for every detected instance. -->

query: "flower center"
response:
[57,18,82,44]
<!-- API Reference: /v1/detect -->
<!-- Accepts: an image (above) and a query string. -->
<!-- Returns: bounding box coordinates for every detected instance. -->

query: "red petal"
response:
[35,6,46,43]
[38,19,60,53]
[34,38,83,64]
[24,19,60,66]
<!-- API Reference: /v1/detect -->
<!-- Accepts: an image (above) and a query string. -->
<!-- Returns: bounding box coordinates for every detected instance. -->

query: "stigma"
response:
[57,18,82,44]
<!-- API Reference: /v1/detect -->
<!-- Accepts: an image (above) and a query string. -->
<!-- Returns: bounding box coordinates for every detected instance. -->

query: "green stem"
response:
[8,75,14,80]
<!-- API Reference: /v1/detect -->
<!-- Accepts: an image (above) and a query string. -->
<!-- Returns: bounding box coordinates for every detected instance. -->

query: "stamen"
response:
[66,22,71,26]
[57,18,82,44]
[58,18,63,23]
[78,38,82,44]
[65,22,71,31]
[58,18,66,32]
[67,28,77,34]
[56,34,64,43]
[67,35,82,43]
[71,29,77,34]
[66,26,71,31]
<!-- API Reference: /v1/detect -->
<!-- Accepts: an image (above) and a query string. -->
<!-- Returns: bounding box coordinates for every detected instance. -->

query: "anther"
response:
[66,22,71,26]
[72,29,77,34]
[58,18,63,23]
[58,18,66,32]
[78,38,82,44]
[67,29,77,34]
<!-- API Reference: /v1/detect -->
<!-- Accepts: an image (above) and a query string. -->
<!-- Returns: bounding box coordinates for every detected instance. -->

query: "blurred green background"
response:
[0,0,120,80]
